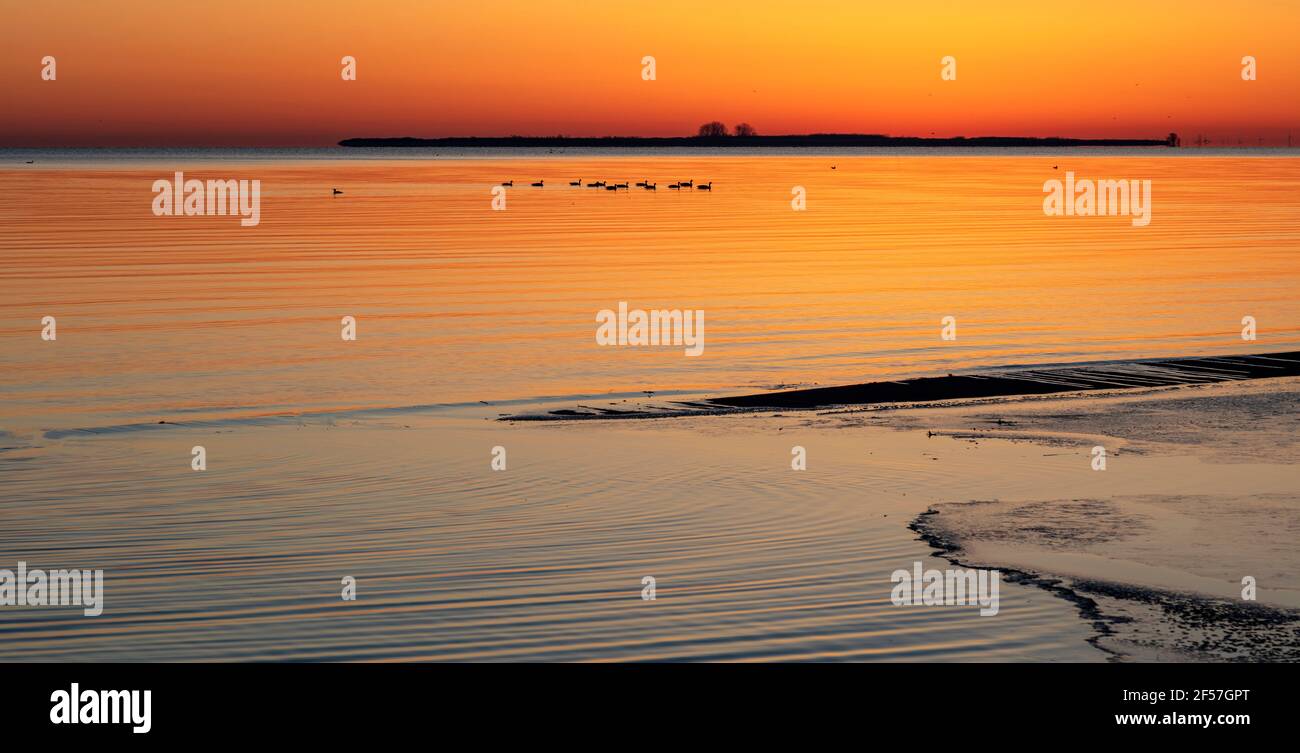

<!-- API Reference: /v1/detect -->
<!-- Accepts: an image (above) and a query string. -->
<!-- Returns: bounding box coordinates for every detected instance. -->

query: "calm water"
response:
[3,153,1298,432]
[0,152,1296,660]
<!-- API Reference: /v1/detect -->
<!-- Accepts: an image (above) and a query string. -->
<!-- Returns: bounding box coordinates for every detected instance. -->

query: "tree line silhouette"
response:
[698,121,757,137]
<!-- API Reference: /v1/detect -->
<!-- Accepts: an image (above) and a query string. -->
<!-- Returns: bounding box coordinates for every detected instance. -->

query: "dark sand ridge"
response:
[506,351,1300,420]
[709,351,1300,411]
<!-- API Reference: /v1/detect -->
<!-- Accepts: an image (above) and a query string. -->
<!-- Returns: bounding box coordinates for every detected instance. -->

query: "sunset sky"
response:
[3,0,1297,146]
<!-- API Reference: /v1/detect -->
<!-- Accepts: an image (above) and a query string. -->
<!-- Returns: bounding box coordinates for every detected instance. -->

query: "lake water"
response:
[1,151,1296,660]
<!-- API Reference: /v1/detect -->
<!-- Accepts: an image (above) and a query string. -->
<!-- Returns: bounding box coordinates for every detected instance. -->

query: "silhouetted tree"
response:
[733,123,757,137]
[1167,132,1180,147]
[697,121,728,137]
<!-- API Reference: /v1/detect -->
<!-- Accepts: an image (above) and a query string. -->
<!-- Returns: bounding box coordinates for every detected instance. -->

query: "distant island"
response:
[340,133,1179,149]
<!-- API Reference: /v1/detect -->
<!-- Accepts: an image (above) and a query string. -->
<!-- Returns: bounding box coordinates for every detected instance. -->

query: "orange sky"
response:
[2,0,1297,146]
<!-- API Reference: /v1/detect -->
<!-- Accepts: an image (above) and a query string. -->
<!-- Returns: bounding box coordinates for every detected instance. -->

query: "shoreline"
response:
[7,147,1297,167]
[910,505,1300,662]
[910,499,1300,662]
[877,378,1300,662]
[340,134,1175,148]
[909,509,1126,659]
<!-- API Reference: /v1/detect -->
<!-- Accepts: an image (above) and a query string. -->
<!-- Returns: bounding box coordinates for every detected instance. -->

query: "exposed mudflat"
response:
[895,379,1300,661]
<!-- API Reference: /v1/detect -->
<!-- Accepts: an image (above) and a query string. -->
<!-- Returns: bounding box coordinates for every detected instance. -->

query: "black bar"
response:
[5,662,1287,742]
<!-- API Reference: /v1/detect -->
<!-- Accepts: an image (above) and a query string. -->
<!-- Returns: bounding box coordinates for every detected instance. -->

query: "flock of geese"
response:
[329,179,715,196]
[501,178,712,191]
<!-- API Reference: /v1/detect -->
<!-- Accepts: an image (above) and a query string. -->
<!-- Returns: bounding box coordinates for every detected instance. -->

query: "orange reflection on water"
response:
[1,155,1298,431]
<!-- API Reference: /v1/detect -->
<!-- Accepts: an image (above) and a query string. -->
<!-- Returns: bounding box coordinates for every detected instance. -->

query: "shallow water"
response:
[1,153,1297,661]
[0,412,1107,661]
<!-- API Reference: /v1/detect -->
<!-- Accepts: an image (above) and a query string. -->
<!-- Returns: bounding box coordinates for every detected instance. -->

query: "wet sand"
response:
[852,377,1300,661]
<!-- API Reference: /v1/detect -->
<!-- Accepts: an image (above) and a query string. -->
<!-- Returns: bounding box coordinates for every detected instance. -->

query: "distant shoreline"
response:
[340,134,1176,149]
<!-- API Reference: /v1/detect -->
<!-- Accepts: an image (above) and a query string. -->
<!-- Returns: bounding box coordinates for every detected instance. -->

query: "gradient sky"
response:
[2,0,1297,146]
